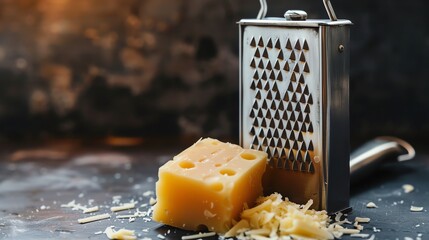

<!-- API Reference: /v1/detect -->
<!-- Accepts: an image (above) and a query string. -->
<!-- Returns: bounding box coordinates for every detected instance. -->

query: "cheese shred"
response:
[78,213,110,224]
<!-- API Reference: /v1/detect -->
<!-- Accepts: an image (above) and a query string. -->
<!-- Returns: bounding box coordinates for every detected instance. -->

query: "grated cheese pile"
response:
[225,193,362,240]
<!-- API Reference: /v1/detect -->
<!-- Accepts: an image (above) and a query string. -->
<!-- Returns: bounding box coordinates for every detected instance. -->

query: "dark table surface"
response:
[0,139,428,240]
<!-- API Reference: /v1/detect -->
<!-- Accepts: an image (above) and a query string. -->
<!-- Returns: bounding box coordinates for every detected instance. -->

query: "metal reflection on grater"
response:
[248,35,315,174]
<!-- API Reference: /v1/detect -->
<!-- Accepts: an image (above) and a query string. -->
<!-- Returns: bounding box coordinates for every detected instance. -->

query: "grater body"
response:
[239,18,351,213]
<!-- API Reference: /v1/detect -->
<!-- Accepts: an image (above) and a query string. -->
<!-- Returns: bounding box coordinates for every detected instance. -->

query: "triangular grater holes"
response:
[267,38,273,48]
[257,109,264,118]
[296,84,302,93]
[299,52,306,62]
[303,85,309,95]
[303,40,309,50]
[308,140,314,151]
[274,91,281,101]
[304,113,310,123]
[292,141,299,150]
[255,48,261,58]
[283,92,290,102]
[308,162,315,173]
[265,109,272,119]
[300,163,306,172]
[277,50,284,60]
[250,127,256,136]
[286,102,293,111]
[249,109,255,118]
[287,82,294,92]
[286,121,292,130]
[256,79,263,90]
[266,61,273,71]
[250,37,256,47]
[307,95,313,104]
[250,58,256,68]
[266,129,273,138]
[283,62,290,72]
[277,101,284,111]
[297,112,303,122]
[301,123,307,132]
[299,94,306,103]
[253,118,259,127]
[269,71,275,80]
[252,100,258,110]
[290,72,297,82]
[289,151,296,163]
[258,128,265,138]
[272,82,279,92]
[274,110,281,120]
[303,62,310,73]
[294,40,301,50]
[252,135,258,145]
[284,139,291,149]
[290,51,296,61]
[255,90,262,100]
[264,81,270,91]
[277,120,284,129]
[261,71,268,80]
[297,132,304,141]
[266,91,273,100]
[273,128,280,138]
[289,131,296,141]
[261,118,267,128]
[293,121,300,131]
[289,111,296,121]
[250,81,256,90]
[270,101,277,110]
[275,39,281,49]
[296,151,303,162]
[305,152,311,163]
[276,72,283,81]
[269,118,276,128]
[282,111,288,121]
[301,142,307,151]
[293,63,300,73]
[263,48,269,58]
[262,100,268,109]
[274,61,280,70]
[299,74,305,84]
[281,130,288,140]
[258,37,264,47]
[307,122,313,133]
[262,137,269,147]
[286,39,292,50]
[253,70,259,80]
[258,59,264,69]
[291,93,297,103]
[304,104,311,113]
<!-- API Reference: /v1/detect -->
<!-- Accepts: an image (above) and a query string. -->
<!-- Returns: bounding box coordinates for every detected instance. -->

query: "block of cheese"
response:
[152,138,268,233]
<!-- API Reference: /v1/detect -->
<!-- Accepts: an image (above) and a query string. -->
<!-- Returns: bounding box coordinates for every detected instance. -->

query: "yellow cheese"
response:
[152,138,267,233]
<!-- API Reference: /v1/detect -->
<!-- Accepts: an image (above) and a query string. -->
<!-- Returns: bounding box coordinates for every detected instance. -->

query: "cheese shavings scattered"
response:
[181,232,216,240]
[78,213,111,224]
[366,202,378,208]
[410,206,424,212]
[111,203,135,212]
[225,193,335,239]
[83,206,99,213]
[104,226,136,240]
[402,184,415,193]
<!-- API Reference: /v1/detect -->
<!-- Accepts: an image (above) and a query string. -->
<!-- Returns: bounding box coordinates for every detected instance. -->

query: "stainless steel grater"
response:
[239,0,352,213]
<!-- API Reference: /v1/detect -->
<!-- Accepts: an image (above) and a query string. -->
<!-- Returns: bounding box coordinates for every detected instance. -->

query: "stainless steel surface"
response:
[256,0,338,20]
[350,137,416,183]
[239,0,351,213]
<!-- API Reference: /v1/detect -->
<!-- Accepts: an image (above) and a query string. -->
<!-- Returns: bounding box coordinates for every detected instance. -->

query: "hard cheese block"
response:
[152,138,268,233]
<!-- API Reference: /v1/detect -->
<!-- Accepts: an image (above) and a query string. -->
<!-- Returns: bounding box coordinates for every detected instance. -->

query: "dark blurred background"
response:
[0,0,428,149]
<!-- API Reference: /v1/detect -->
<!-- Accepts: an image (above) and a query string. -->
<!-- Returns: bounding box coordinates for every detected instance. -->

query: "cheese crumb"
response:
[181,232,216,240]
[350,233,370,238]
[111,203,135,212]
[104,226,136,240]
[78,213,110,224]
[149,197,157,205]
[366,202,378,208]
[355,217,370,223]
[402,184,415,193]
[83,206,99,214]
[410,206,424,212]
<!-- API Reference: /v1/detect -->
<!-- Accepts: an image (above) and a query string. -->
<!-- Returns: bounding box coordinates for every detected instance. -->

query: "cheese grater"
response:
[239,0,352,213]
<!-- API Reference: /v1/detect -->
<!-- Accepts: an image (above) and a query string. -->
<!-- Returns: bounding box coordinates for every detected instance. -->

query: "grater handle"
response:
[256,0,338,21]
[350,137,415,184]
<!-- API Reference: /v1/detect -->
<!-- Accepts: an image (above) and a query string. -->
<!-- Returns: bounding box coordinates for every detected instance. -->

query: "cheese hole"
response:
[179,161,195,169]
[240,153,256,160]
[219,169,236,176]
[210,182,224,192]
